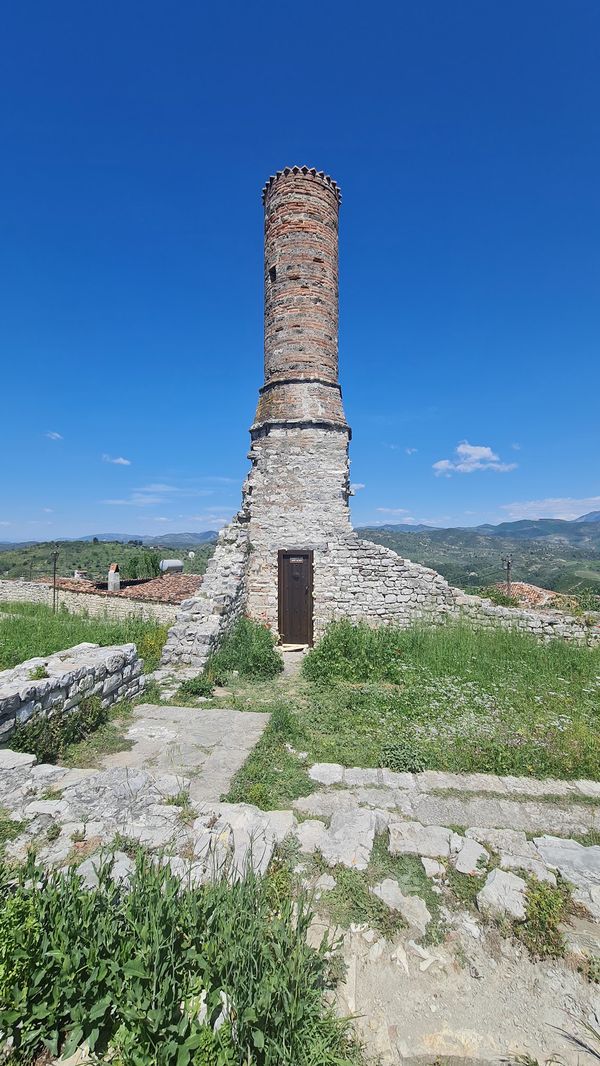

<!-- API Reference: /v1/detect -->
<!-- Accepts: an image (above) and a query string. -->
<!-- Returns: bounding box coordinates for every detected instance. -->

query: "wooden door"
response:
[278,550,313,645]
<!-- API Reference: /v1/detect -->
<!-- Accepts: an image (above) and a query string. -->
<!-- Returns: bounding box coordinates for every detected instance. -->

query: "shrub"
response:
[178,674,215,699]
[302,619,408,684]
[379,739,427,773]
[121,550,161,580]
[10,696,108,763]
[206,617,283,683]
[0,852,360,1065]
[478,585,520,608]
[515,877,571,959]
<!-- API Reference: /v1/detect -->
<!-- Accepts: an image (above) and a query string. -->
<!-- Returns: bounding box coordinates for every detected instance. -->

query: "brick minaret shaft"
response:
[252,166,349,435]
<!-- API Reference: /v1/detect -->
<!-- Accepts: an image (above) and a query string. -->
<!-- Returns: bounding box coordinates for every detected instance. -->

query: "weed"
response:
[178,673,215,699]
[225,702,313,810]
[60,702,134,769]
[206,617,283,683]
[0,808,25,854]
[28,664,49,680]
[322,865,404,938]
[379,739,427,773]
[0,851,362,1065]
[446,867,486,909]
[46,823,61,843]
[515,876,571,959]
[165,790,196,824]
[11,695,108,763]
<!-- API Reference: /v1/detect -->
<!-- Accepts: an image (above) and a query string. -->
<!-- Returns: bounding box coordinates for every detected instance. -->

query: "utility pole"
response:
[501,553,513,597]
[51,546,60,613]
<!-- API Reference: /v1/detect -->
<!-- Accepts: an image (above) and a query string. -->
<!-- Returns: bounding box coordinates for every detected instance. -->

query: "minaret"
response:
[241,166,353,638]
[253,166,349,435]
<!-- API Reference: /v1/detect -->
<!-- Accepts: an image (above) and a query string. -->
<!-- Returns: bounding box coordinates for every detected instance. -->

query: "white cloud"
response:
[501,496,600,521]
[433,441,517,477]
[405,447,418,455]
[350,482,366,493]
[102,454,131,466]
[45,431,63,440]
[134,483,213,497]
[42,508,53,513]
[101,494,163,507]
[511,442,521,451]
[0,520,10,527]
[152,516,170,523]
[376,507,410,515]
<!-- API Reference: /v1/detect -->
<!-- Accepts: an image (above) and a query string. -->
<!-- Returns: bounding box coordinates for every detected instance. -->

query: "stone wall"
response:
[0,642,145,742]
[0,580,178,623]
[160,523,249,668]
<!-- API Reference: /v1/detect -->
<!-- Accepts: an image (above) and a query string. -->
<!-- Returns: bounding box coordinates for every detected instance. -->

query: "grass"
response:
[515,876,572,959]
[310,833,446,943]
[0,850,361,1065]
[59,701,134,768]
[0,601,168,671]
[225,702,314,810]
[0,808,24,854]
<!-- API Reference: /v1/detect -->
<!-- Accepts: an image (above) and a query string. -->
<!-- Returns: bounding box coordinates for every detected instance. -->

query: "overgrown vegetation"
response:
[206,618,283,684]
[515,876,572,960]
[0,808,24,854]
[178,674,216,699]
[120,549,161,580]
[0,851,360,1065]
[478,585,520,607]
[0,601,168,671]
[10,695,108,763]
[297,620,600,779]
[226,702,313,810]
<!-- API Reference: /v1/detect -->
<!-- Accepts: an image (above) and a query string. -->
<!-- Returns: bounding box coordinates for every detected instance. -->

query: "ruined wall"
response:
[0,580,178,623]
[0,643,145,742]
[160,523,249,668]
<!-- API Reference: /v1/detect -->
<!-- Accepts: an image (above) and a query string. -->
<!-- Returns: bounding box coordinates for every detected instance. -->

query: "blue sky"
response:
[1,1,599,541]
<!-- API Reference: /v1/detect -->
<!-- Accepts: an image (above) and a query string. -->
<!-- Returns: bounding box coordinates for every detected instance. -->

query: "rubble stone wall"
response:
[0,580,178,623]
[160,523,249,668]
[0,642,145,742]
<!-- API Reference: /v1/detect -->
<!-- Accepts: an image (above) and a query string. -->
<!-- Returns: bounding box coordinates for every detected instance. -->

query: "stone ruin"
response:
[161,166,598,668]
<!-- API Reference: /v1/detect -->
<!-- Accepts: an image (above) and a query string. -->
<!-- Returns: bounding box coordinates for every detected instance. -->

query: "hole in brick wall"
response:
[269,265,276,282]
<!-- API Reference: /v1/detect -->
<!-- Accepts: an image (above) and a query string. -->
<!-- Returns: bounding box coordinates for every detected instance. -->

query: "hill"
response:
[0,539,216,581]
[357,524,600,593]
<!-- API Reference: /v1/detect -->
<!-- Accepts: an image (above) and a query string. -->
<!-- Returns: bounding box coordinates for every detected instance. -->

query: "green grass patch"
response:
[225,702,313,810]
[10,695,109,763]
[515,876,572,959]
[298,621,600,779]
[206,617,284,684]
[59,701,134,768]
[0,850,361,1065]
[0,601,168,671]
[0,808,24,854]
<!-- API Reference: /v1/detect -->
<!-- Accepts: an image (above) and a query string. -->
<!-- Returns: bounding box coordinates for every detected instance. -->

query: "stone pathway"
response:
[101,702,269,803]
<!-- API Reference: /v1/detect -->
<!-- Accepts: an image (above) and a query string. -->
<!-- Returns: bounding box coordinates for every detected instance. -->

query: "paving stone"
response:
[343,767,381,787]
[294,790,358,818]
[371,878,431,936]
[453,838,489,875]
[308,763,344,785]
[533,836,600,898]
[476,869,527,921]
[0,749,36,770]
[466,827,556,884]
[412,793,597,835]
[380,770,415,790]
[320,809,380,870]
[421,857,445,877]
[388,820,452,858]
[296,819,329,854]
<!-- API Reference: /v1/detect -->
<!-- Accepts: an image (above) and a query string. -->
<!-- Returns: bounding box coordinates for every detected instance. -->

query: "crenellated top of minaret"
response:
[252,166,349,436]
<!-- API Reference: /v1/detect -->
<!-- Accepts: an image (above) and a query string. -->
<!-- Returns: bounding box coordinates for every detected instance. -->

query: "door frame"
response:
[277,549,314,646]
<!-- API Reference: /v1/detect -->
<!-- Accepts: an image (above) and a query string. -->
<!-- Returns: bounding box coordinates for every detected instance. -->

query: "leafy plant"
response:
[379,739,427,773]
[206,617,283,683]
[11,695,109,763]
[28,664,49,680]
[515,877,571,959]
[178,674,215,699]
[478,585,520,608]
[121,550,161,581]
[0,851,361,1065]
